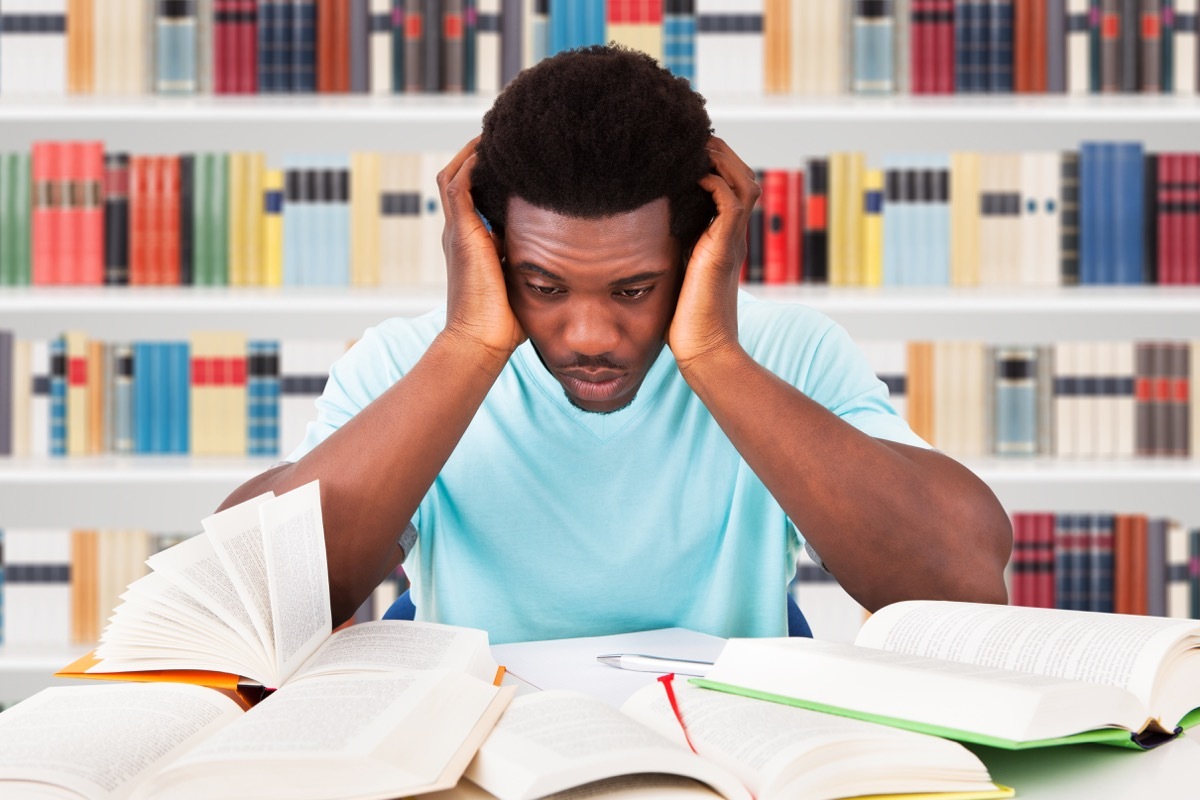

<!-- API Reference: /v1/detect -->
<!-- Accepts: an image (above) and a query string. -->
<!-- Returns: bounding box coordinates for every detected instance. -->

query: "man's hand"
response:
[439,137,527,362]
[667,136,760,371]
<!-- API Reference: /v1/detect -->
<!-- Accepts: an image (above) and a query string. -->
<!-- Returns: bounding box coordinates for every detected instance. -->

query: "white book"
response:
[420,151,454,286]
[695,0,764,96]
[1094,341,1118,459]
[1167,520,1191,619]
[278,339,349,457]
[1176,0,1198,94]
[977,154,1003,286]
[30,339,49,458]
[119,0,146,94]
[196,0,213,93]
[92,0,112,93]
[814,0,846,94]
[1019,152,1060,287]
[1113,339,1136,459]
[378,153,405,287]
[999,153,1023,286]
[1053,341,1077,459]
[932,340,959,455]
[960,341,988,458]
[10,338,31,458]
[476,0,502,93]
[2,529,71,645]
[1066,0,1090,94]
[0,0,67,94]
[1075,341,1098,459]
[397,152,424,285]
[370,0,393,94]
[894,0,910,94]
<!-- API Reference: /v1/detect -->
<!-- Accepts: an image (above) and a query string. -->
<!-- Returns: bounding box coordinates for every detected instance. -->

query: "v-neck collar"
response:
[514,340,678,442]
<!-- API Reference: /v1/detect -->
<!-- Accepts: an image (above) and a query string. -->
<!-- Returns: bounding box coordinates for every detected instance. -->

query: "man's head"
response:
[471,45,716,414]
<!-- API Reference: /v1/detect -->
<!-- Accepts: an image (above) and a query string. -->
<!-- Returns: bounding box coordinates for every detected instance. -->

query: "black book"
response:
[179,154,195,286]
[103,152,130,286]
[804,158,829,283]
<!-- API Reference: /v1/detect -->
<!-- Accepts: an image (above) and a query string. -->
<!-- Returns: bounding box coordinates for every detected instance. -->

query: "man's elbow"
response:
[941,501,1013,606]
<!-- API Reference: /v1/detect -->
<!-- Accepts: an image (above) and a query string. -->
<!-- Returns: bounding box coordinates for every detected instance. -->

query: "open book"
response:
[425,682,1012,800]
[23,480,513,798]
[695,600,1200,750]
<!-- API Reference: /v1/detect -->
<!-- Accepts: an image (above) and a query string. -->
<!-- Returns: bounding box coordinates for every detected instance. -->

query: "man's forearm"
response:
[680,343,1012,611]
[217,330,511,624]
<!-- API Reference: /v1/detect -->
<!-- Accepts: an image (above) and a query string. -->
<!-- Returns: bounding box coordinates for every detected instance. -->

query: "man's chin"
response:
[564,389,636,415]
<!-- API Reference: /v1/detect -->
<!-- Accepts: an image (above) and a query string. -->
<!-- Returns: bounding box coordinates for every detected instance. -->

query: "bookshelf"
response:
[4,94,1200,702]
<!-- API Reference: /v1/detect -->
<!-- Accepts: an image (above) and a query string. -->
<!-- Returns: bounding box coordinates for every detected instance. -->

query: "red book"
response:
[1037,512,1055,609]
[785,169,804,284]
[334,0,350,92]
[31,142,70,285]
[762,169,789,284]
[161,157,182,285]
[1011,513,1032,607]
[1114,514,1133,614]
[214,0,235,93]
[145,157,164,284]
[1130,515,1148,616]
[936,0,955,94]
[238,0,258,93]
[1158,154,1177,285]
[78,141,105,285]
[59,142,85,285]
[317,0,334,92]
[1184,155,1200,286]
[911,1,931,93]
[129,156,148,285]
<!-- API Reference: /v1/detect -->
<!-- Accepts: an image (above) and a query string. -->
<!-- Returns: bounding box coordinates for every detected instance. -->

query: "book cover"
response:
[0,0,68,94]
[350,0,370,91]
[103,152,130,285]
[442,0,466,92]
[609,0,666,64]
[695,0,764,95]
[802,157,828,282]
[156,0,198,93]
[369,0,394,92]
[247,339,281,457]
[852,0,896,94]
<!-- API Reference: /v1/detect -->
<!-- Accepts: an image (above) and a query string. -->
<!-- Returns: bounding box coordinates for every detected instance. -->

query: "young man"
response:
[219,46,1011,642]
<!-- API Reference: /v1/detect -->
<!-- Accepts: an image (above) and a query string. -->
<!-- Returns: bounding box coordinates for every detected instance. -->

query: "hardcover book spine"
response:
[852,0,896,94]
[786,169,803,284]
[422,0,440,92]
[463,0,477,92]
[351,0,370,91]
[404,0,424,92]
[1147,518,1168,616]
[78,142,105,286]
[392,0,406,91]
[68,0,96,93]
[664,0,696,83]
[1100,0,1121,90]
[103,153,130,286]
[241,0,259,92]
[863,169,885,286]
[161,156,181,285]
[214,0,233,92]
[263,169,284,286]
[370,0,394,93]
[1047,0,1068,91]
[745,170,764,283]
[179,154,194,285]
[317,0,334,92]
[257,0,278,92]
[763,0,791,93]
[476,0,501,92]
[993,346,1038,455]
[49,336,66,456]
[247,340,281,456]
[1144,151,1160,283]
[294,0,317,92]
[1015,0,1034,90]
[443,0,465,92]
[1168,341,1189,456]
[1120,0,1139,90]
[803,158,828,283]
[1142,0,1163,91]
[695,0,765,95]
[762,169,788,284]
[1112,142,1144,284]
[0,331,11,456]
[499,0,522,86]
[1066,0,1090,91]
[192,154,211,285]
[211,153,230,285]
[1174,0,1196,93]
[30,142,56,285]
[156,0,198,94]
[989,0,1015,91]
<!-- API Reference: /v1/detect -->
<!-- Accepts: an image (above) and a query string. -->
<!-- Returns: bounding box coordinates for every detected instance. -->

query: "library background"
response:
[1,0,1199,707]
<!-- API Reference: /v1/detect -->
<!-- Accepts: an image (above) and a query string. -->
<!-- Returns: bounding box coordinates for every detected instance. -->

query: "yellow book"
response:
[829,152,865,286]
[223,331,248,456]
[950,152,981,286]
[86,340,105,454]
[65,331,89,456]
[188,332,218,455]
[763,0,791,93]
[828,153,847,286]
[228,153,248,286]
[350,152,381,287]
[862,168,884,286]
[244,153,265,286]
[262,169,285,286]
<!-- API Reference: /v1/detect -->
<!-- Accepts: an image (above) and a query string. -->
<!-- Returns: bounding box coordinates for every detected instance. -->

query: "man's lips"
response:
[558,368,628,403]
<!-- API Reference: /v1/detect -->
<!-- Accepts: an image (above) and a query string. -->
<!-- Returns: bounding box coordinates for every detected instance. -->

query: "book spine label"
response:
[852,0,895,94]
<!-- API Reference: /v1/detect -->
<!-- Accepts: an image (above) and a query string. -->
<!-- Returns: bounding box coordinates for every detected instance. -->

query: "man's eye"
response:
[527,283,563,296]
[617,287,652,299]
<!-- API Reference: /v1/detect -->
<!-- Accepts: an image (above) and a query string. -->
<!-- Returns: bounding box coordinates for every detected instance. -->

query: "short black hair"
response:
[471,45,716,249]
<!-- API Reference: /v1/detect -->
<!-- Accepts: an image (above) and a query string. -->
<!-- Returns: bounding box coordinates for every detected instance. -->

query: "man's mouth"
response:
[558,368,628,404]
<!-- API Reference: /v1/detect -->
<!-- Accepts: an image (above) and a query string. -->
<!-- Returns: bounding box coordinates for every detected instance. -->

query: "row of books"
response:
[0,330,351,458]
[5,141,1199,289]
[1008,511,1199,617]
[790,509,1200,644]
[0,527,409,646]
[862,339,1199,459]
[5,1,1200,97]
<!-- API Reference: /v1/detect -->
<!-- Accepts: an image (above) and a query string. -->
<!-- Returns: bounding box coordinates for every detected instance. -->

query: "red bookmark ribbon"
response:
[657,673,699,755]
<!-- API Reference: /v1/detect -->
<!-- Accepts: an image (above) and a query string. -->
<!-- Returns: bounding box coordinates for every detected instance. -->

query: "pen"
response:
[596,653,714,677]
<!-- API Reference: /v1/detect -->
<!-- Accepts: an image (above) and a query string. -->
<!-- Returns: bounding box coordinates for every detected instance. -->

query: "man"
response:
[219,46,1011,643]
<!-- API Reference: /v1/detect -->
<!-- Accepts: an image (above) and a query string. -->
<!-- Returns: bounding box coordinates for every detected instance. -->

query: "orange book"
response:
[87,339,105,453]
[70,530,99,643]
[1014,0,1034,92]
[68,0,96,93]
[129,156,149,285]
[763,0,790,93]
[907,342,935,444]
[1130,515,1148,616]
[317,0,335,92]
[144,157,163,284]
[1114,514,1133,614]
[160,156,182,285]
[31,142,69,285]
[334,0,351,91]
[60,142,85,284]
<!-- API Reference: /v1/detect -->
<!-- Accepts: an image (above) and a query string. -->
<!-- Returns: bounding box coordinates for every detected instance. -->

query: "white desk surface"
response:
[492,629,1200,799]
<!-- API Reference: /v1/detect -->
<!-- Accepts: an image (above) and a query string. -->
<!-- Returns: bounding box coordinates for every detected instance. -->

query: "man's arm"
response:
[668,138,1011,611]
[217,140,525,625]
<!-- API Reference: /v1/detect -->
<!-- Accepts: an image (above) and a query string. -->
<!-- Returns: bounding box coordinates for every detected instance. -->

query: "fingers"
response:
[437,136,482,220]
[705,136,760,219]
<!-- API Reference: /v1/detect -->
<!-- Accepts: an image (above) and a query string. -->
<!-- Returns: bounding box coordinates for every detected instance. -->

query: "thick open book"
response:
[20,480,512,798]
[425,682,1012,800]
[696,600,1200,750]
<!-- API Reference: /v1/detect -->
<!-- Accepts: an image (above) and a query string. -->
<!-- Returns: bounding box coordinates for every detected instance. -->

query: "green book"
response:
[693,600,1200,752]
[0,154,11,285]
[211,152,229,286]
[12,153,31,286]
[193,154,212,286]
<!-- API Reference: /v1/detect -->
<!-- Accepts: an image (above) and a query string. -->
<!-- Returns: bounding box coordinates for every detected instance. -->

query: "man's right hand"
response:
[438,137,526,363]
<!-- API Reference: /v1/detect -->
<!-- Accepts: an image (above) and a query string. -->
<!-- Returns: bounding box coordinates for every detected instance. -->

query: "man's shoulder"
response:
[736,291,837,348]
[354,307,446,360]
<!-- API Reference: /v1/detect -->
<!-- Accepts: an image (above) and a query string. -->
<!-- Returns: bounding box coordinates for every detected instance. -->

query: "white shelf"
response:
[0,457,276,529]
[3,285,1199,341]
[0,645,92,707]
[0,456,1195,528]
[4,94,1200,158]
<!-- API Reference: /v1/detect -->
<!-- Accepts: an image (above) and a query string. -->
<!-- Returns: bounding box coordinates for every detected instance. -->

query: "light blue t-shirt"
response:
[288,293,927,643]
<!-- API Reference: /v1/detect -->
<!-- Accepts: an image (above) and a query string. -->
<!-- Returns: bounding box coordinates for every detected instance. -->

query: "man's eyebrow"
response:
[514,263,669,287]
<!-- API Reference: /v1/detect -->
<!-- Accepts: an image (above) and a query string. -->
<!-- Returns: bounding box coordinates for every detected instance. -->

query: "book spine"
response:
[248,340,280,456]
[370,0,394,93]
[211,154,229,285]
[1169,341,1190,456]
[351,0,370,91]
[863,168,885,285]
[663,0,696,83]
[257,0,277,91]
[762,169,788,284]
[1142,0,1164,91]
[852,0,896,94]
[156,0,198,94]
[113,343,133,454]
[910,0,931,93]
[103,152,130,286]
[994,346,1039,455]
[1048,0,1068,91]
[61,142,84,285]
[31,142,55,285]
[404,0,424,92]
[317,0,334,92]
[243,0,260,92]
[0,331,11,456]
[423,0,440,91]
[49,337,66,456]
[294,0,317,92]
[499,0,522,86]
[1015,0,1034,91]
[803,158,829,283]
[1120,0,1140,90]
[392,0,406,91]
[1144,151,1160,283]
[786,168,803,284]
[263,169,284,286]
[443,0,465,93]
[475,0,501,93]
[79,142,105,286]
[1175,0,1197,93]
[179,154,194,285]
[162,156,181,285]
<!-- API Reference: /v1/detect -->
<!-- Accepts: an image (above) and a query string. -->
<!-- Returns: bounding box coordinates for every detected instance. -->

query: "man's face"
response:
[502,195,683,414]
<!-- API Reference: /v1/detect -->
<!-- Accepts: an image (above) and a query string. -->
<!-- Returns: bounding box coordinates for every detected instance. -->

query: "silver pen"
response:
[596,653,714,677]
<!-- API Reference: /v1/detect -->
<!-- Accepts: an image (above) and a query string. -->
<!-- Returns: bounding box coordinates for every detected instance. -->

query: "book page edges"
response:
[691,679,1176,751]
[56,650,242,691]
[853,785,1015,800]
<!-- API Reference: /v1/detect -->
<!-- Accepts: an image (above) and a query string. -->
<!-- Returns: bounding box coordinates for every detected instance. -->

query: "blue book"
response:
[248,340,280,456]
[293,0,318,93]
[882,162,906,286]
[282,156,309,285]
[993,346,1038,456]
[155,0,198,95]
[1090,514,1115,613]
[1112,142,1144,285]
[327,161,351,286]
[171,342,191,454]
[151,343,169,454]
[48,337,66,457]
[1078,142,1099,285]
[257,0,280,92]
[113,344,135,454]
[955,1,982,92]
[532,0,550,63]
[926,159,951,286]
[989,0,1014,92]
[852,0,895,94]
[134,342,153,454]
[664,0,696,83]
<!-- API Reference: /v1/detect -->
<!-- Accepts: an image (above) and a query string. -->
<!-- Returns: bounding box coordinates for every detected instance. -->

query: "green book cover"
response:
[0,154,11,285]
[13,153,31,286]
[212,153,229,286]
[193,154,212,286]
